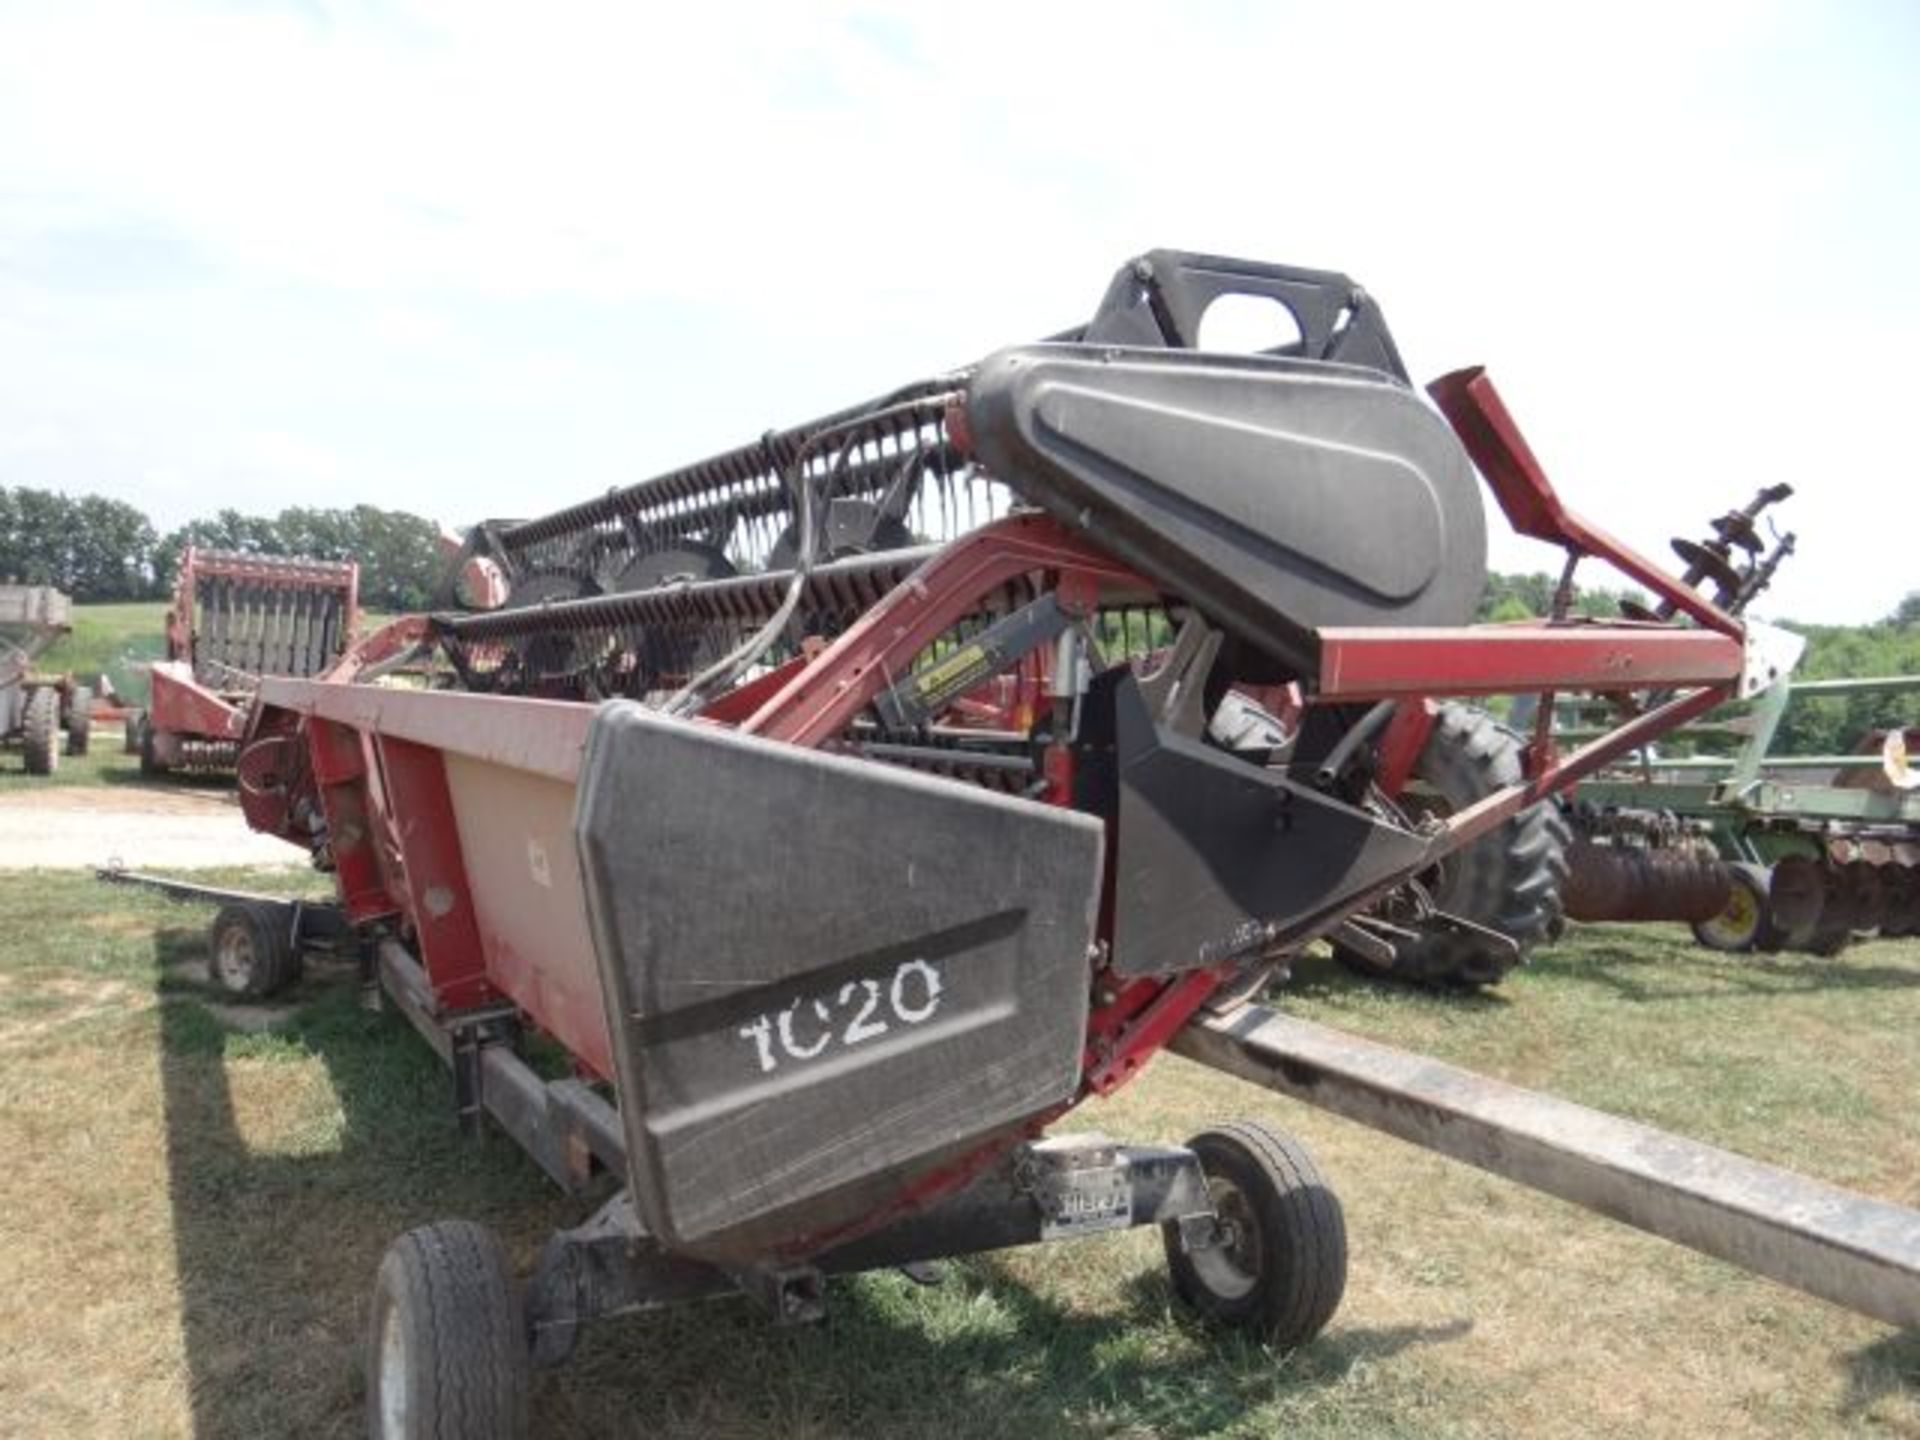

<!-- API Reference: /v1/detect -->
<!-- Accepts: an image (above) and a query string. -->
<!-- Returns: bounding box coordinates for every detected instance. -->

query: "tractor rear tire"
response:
[207,902,302,999]
[21,686,59,775]
[65,686,92,756]
[1336,704,1569,986]
[1691,862,1779,953]
[122,709,145,755]
[366,1220,530,1440]
[1163,1119,1346,1350]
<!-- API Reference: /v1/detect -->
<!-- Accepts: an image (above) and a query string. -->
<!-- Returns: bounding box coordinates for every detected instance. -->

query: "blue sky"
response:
[1,0,1915,623]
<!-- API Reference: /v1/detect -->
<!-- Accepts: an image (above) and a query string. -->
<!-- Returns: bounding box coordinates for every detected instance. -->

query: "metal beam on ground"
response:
[1172,1005,1920,1331]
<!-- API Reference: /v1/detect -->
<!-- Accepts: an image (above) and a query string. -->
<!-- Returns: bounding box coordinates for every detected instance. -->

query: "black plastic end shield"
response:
[966,343,1487,676]
[1088,676,1433,976]
[574,703,1104,1259]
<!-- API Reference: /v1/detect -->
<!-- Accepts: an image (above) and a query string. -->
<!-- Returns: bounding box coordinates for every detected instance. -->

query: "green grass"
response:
[37,600,168,705]
[0,870,1915,1437]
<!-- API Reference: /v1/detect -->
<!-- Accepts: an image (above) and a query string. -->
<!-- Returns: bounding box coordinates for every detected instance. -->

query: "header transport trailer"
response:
[0,583,92,774]
[196,252,1918,1439]
[135,546,359,774]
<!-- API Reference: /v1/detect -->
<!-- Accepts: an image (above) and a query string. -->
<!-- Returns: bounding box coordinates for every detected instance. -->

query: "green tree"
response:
[68,496,157,600]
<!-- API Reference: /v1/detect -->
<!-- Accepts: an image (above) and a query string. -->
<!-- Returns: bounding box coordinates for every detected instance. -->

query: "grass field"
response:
[36,600,169,705]
[1,869,1917,1438]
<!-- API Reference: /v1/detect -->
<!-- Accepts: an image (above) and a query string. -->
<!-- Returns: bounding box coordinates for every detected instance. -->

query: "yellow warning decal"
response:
[913,643,991,700]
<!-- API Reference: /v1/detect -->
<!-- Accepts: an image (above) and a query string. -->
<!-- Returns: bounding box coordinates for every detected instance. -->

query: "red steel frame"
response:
[246,364,1753,1250]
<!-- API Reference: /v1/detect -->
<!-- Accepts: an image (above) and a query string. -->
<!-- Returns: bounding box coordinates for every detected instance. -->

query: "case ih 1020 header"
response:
[129,252,1919,1437]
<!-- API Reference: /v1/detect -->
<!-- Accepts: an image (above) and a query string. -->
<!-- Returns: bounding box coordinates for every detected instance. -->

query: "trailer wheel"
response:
[122,708,145,754]
[367,1220,530,1440]
[207,902,301,999]
[1691,863,1778,953]
[22,686,60,775]
[1163,1119,1346,1349]
[1337,704,1569,986]
[65,685,92,756]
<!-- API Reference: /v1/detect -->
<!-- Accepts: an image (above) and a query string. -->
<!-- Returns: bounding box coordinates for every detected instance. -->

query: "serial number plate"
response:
[1040,1165,1132,1240]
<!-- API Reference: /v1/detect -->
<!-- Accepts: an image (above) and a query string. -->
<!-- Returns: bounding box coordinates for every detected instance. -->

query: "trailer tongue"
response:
[212,251,1918,1438]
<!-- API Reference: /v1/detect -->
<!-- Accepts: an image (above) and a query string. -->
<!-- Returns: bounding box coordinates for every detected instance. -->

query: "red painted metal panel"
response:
[437,755,614,1078]
[374,735,494,1011]
[1316,626,1742,701]
[321,615,431,683]
[745,514,1143,746]
[1375,700,1436,796]
[1428,368,1742,638]
[258,679,594,783]
[146,661,247,738]
[306,717,396,924]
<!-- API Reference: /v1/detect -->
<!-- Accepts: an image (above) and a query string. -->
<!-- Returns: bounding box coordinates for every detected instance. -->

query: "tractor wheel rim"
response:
[1702,884,1759,946]
[1191,1175,1262,1301]
[377,1302,410,1437]
[215,929,254,991]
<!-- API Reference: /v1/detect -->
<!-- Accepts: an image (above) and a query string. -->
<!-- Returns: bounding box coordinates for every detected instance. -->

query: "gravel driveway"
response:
[0,787,303,870]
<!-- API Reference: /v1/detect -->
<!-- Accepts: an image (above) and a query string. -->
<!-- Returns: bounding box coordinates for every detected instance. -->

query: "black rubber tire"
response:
[122,709,145,755]
[65,686,92,756]
[21,685,59,775]
[1805,924,1853,958]
[1795,866,1854,957]
[1163,1119,1346,1349]
[139,715,167,776]
[1338,704,1570,986]
[207,902,301,999]
[1691,862,1778,953]
[1882,869,1920,939]
[366,1220,530,1440]
[1765,855,1826,950]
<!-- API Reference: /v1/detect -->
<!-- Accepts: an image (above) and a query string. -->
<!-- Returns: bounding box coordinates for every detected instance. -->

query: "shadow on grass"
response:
[1282,949,1515,1010]
[1526,925,1920,1005]
[97,761,234,795]
[157,939,559,1438]
[1840,1328,1920,1420]
[551,1261,1473,1440]
[154,936,1471,1438]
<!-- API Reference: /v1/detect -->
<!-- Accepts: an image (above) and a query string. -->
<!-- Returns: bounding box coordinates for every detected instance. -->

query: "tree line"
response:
[0,486,442,611]
[4,484,1917,754]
